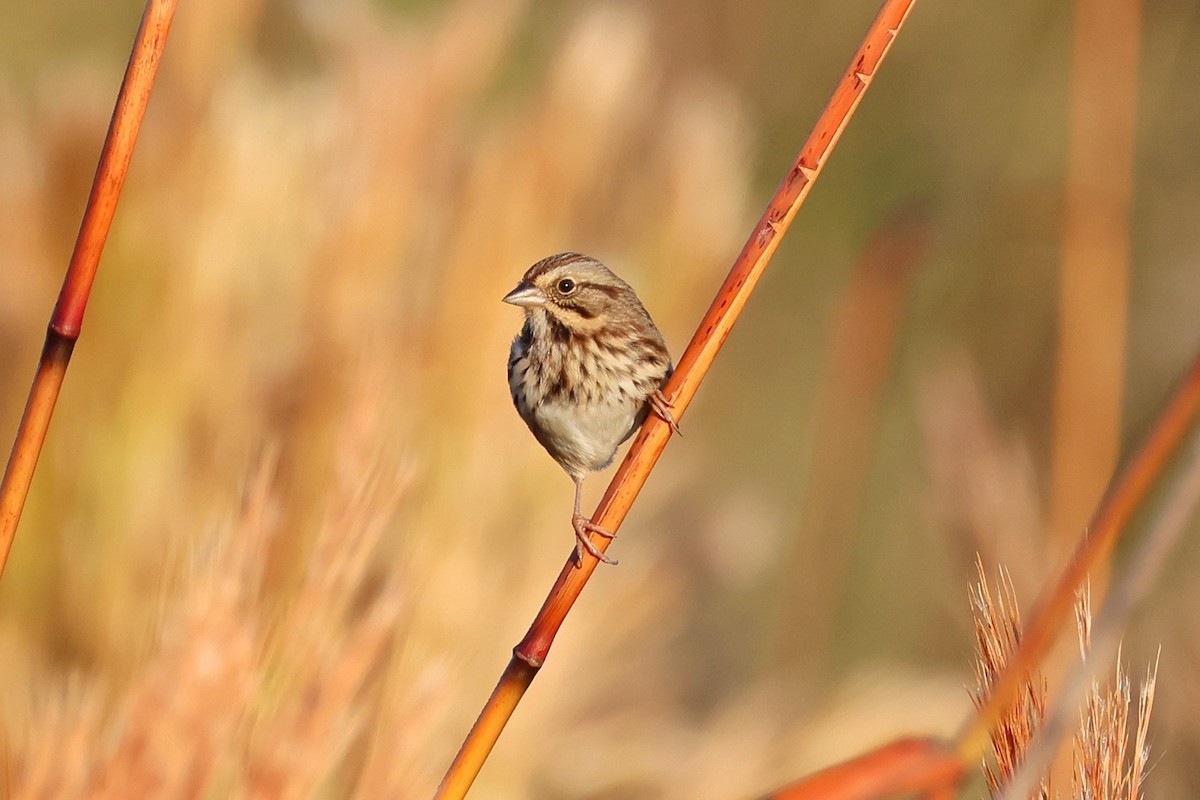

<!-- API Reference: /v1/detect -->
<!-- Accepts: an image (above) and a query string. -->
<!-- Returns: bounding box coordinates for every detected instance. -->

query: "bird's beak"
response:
[502,281,546,308]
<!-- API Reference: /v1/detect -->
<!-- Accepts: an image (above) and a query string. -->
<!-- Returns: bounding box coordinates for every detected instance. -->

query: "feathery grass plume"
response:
[89,461,271,798]
[970,566,1161,800]
[243,382,411,797]
[970,555,1051,799]
[8,372,412,797]
[13,455,274,798]
[7,677,106,798]
[1072,585,1158,800]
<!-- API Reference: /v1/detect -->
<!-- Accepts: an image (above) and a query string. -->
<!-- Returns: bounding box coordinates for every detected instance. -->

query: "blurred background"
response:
[1,0,1198,796]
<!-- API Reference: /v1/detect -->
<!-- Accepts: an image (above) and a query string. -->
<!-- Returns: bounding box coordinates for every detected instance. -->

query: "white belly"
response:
[529,396,642,477]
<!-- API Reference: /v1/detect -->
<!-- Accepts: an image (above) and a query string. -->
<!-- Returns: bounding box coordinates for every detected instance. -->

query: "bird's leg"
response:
[571,476,617,567]
[649,390,682,436]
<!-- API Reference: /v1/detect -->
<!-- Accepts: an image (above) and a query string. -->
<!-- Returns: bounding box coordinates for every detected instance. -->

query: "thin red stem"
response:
[0,0,177,577]
[761,738,963,800]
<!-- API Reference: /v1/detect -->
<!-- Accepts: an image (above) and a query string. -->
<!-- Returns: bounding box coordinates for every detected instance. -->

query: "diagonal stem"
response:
[956,350,1200,761]
[760,737,963,800]
[0,0,177,578]
[999,428,1200,799]
[751,341,1200,799]
[435,0,919,796]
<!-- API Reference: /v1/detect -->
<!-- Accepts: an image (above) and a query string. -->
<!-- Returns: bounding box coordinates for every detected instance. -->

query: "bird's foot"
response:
[571,513,618,567]
[649,390,682,436]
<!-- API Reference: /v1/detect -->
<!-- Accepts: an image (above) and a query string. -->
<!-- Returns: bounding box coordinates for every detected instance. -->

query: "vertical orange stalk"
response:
[0,0,177,578]
[435,1,918,796]
[1048,0,1141,550]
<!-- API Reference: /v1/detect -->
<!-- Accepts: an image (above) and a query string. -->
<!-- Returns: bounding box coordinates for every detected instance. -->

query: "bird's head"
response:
[502,252,639,335]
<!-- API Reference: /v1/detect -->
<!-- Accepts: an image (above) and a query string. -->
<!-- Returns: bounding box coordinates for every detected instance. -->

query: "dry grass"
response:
[1073,587,1158,800]
[11,383,414,797]
[1,2,776,796]
[971,558,1051,800]
[970,565,1159,800]
[2,0,1199,797]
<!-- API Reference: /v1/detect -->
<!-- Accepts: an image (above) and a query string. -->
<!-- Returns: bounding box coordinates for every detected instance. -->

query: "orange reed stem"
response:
[435,0,918,796]
[0,0,177,578]
[755,332,1200,800]
[761,737,964,800]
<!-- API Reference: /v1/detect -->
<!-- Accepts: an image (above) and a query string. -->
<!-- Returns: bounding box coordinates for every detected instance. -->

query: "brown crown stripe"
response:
[526,252,593,279]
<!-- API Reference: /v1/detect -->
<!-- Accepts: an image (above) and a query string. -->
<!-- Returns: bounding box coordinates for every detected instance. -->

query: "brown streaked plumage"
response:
[503,252,678,566]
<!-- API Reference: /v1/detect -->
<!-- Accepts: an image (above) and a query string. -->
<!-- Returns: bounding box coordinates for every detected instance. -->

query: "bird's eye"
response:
[557,278,576,294]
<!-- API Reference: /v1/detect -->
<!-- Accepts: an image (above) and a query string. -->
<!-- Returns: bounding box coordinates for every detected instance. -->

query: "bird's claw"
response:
[649,390,682,436]
[572,513,617,567]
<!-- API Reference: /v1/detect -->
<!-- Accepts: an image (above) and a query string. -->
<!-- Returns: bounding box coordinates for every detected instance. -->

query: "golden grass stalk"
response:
[0,0,177,579]
[1073,587,1159,800]
[970,558,1050,800]
[1127,657,1157,800]
[434,0,919,796]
